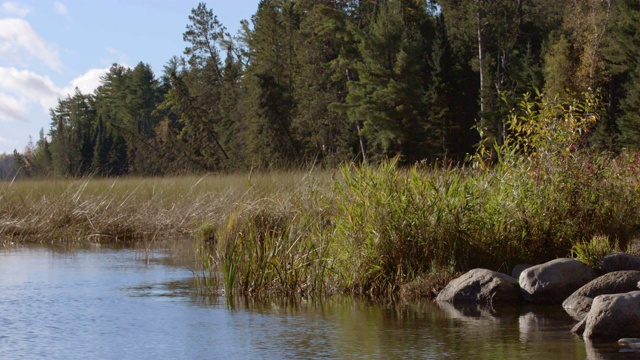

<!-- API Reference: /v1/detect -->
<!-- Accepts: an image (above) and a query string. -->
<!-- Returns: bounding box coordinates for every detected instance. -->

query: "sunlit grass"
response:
[2,150,640,300]
[0,170,334,243]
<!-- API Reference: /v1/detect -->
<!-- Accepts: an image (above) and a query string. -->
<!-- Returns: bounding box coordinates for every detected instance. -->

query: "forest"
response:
[6,0,640,178]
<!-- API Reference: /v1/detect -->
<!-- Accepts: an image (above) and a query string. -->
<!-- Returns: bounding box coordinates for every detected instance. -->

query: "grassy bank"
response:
[3,94,640,300]
[3,154,640,300]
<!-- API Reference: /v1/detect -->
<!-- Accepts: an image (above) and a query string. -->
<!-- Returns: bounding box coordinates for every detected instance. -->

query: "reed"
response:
[2,93,640,299]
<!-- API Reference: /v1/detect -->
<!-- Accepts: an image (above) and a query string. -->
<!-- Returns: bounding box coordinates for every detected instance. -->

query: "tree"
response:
[49,90,96,176]
[243,0,300,168]
[603,0,640,149]
[343,0,435,163]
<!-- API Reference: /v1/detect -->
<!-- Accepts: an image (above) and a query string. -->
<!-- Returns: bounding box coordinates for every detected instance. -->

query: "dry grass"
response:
[0,170,334,244]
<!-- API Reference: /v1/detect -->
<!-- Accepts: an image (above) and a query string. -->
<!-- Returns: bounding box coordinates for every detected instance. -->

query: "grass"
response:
[2,94,640,300]
[0,171,333,243]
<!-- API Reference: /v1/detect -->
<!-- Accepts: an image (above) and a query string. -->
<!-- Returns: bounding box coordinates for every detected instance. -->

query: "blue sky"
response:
[0,0,259,154]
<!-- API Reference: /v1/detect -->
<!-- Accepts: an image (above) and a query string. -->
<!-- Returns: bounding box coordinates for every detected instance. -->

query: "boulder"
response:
[519,258,597,304]
[562,270,640,320]
[619,338,640,349]
[600,253,640,273]
[436,268,521,305]
[571,317,586,335]
[583,291,640,340]
[511,264,531,280]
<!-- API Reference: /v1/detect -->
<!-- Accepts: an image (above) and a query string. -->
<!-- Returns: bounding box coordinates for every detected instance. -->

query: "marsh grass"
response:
[2,157,640,300]
[3,93,640,300]
[0,171,333,243]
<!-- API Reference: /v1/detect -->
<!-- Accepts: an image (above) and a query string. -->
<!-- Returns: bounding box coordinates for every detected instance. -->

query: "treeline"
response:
[11,0,640,177]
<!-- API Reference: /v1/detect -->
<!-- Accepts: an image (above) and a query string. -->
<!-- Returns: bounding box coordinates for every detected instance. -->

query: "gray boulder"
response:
[600,253,640,273]
[562,270,640,320]
[511,264,531,280]
[436,268,521,305]
[519,258,597,303]
[583,291,640,340]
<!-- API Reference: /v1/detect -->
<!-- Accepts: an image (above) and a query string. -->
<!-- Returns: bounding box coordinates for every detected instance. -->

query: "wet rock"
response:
[583,291,640,340]
[600,253,640,273]
[571,317,586,335]
[436,268,521,305]
[563,295,593,321]
[519,258,597,304]
[599,253,640,273]
[562,271,640,320]
[511,264,531,280]
[618,338,640,349]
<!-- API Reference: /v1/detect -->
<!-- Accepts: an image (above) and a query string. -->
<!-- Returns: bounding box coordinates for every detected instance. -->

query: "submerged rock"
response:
[600,253,640,273]
[435,268,521,305]
[519,258,597,304]
[583,291,640,340]
[562,270,640,320]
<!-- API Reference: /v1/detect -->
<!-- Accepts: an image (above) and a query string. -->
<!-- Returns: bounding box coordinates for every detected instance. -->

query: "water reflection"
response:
[0,245,633,359]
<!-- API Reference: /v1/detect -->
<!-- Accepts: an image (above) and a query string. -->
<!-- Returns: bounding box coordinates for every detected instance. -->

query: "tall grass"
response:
[3,93,640,300]
[0,172,332,243]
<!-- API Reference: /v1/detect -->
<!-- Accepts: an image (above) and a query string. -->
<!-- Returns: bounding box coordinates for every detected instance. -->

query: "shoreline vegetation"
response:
[3,94,640,300]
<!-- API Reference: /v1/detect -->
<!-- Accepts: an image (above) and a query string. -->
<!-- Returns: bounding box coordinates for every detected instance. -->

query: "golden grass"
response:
[0,170,335,244]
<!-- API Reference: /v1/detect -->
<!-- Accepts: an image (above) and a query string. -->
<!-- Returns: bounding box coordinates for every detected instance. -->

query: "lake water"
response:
[0,244,634,359]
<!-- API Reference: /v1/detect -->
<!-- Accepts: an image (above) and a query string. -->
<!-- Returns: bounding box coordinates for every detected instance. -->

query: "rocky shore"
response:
[436,253,640,352]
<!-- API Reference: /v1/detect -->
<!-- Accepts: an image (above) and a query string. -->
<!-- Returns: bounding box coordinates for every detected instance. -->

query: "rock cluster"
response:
[436,253,640,346]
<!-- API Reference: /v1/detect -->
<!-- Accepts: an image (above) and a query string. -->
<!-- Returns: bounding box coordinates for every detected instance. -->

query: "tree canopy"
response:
[13,0,640,177]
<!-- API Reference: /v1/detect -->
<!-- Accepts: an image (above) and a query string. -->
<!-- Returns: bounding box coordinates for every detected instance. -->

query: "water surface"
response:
[0,245,633,359]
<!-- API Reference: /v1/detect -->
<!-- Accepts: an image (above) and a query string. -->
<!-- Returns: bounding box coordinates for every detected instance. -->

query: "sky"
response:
[0,0,260,154]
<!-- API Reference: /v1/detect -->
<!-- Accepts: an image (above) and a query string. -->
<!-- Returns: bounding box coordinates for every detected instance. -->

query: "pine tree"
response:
[243,0,300,168]
[344,0,434,163]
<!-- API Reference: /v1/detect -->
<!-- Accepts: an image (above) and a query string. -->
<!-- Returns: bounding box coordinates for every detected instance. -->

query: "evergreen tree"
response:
[243,0,300,168]
[343,0,434,164]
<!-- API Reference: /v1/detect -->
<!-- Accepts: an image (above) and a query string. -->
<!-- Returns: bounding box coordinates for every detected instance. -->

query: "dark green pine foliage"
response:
[49,90,96,176]
[604,0,640,149]
[178,1,229,170]
[218,42,249,170]
[289,0,357,165]
[121,62,162,174]
[93,64,132,173]
[345,0,434,164]
[91,116,113,176]
[244,0,300,168]
[423,13,455,160]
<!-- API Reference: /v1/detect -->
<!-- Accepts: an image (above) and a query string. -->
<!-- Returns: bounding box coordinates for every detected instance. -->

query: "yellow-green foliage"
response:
[571,235,616,267]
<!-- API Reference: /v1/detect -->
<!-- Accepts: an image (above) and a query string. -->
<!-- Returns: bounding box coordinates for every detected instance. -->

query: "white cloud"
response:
[0,92,27,122]
[53,1,68,17]
[0,67,59,110]
[0,18,61,70]
[0,66,111,122]
[62,67,110,96]
[2,2,31,17]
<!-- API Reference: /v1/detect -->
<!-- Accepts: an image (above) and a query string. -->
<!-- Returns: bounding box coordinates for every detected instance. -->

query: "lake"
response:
[0,244,633,359]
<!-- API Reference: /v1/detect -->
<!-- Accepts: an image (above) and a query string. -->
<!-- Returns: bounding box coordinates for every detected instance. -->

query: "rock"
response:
[562,270,640,320]
[571,317,586,335]
[600,253,640,273]
[436,268,521,305]
[563,295,593,321]
[511,264,531,280]
[519,258,597,304]
[583,291,640,340]
[619,338,640,349]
